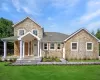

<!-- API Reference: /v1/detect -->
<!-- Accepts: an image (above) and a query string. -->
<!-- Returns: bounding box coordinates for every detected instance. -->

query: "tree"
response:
[95,28,100,56]
[95,29,100,39]
[0,17,13,38]
[0,17,14,55]
[91,30,95,35]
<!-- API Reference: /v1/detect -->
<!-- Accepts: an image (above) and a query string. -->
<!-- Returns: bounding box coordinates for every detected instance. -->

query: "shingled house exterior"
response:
[1,17,100,60]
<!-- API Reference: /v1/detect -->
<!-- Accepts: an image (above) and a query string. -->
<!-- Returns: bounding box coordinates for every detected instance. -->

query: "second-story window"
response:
[18,29,25,36]
[32,30,37,36]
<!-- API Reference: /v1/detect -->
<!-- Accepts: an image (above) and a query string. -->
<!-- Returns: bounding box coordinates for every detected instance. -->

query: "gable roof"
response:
[18,32,40,40]
[64,28,100,42]
[41,32,69,42]
[12,17,42,28]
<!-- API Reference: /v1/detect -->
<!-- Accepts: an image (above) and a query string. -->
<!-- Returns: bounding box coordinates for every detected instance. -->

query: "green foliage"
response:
[95,28,100,55]
[42,56,61,62]
[95,28,100,39]
[0,17,13,38]
[91,30,95,35]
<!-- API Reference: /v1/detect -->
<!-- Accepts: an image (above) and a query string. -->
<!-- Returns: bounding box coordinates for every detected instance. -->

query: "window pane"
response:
[50,43,54,49]
[72,43,77,49]
[44,43,47,49]
[19,30,24,36]
[57,43,61,49]
[87,43,92,50]
[33,30,37,35]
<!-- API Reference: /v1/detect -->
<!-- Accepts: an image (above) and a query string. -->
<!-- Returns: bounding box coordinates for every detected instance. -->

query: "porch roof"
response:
[1,36,19,41]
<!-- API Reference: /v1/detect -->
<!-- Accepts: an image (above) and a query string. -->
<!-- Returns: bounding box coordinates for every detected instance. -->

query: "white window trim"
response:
[57,43,61,50]
[31,29,38,36]
[43,43,48,50]
[86,42,93,51]
[18,29,25,36]
[49,43,55,50]
[71,42,78,51]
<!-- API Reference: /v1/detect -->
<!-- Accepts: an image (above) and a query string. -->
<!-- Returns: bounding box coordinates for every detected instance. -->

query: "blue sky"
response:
[0,0,100,34]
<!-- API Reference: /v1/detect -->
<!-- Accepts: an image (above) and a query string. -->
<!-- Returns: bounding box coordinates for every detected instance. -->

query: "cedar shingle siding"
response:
[65,30,99,60]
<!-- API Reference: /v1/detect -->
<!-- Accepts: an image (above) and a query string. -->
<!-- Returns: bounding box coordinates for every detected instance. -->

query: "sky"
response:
[0,0,100,34]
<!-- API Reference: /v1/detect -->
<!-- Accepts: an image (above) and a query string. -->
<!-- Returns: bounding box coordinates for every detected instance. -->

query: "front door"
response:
[33,40,38,56]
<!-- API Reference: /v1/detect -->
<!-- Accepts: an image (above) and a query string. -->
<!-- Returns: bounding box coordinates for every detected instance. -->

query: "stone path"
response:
[11,58,100,65]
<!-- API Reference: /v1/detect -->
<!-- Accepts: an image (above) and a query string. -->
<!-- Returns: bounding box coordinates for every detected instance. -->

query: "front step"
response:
[12,58,41,65]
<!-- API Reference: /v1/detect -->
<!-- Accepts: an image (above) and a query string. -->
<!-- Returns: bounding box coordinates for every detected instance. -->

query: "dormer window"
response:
[18,29,25,36]
[32,29,37,36]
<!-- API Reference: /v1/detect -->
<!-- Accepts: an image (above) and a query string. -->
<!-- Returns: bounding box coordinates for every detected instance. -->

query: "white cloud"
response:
[51,0,80,9]
[11,0,41,16]
[86,21,100,31]
[80,10,100,23]
[11,0,80,16]
[79,0,100,24]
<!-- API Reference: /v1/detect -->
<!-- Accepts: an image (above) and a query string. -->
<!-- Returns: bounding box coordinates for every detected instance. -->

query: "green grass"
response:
[0,62,100,80]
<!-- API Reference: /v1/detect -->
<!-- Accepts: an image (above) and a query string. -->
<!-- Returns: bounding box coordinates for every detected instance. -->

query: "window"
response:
[18,29,25,36]
[71,42,78,51]
[50,43,55,50]
[43,43,48,50]
[57,43,61,49]
[86,42,93,51]
[32,30,37,36]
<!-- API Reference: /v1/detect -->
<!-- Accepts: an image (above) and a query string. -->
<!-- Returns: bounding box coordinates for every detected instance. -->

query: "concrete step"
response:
[12,58,42,65]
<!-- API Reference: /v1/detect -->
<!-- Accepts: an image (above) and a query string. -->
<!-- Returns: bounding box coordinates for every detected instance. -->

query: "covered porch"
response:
[1,32,42,60]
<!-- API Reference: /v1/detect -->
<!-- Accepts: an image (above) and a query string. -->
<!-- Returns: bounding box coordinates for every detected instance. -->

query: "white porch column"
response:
[63,46,65,59]
[23,41,25,58]
[20,40,23,59]
[3,41,7,59]
[28,42,30,56]
[40,42,42,57]
[38,40,40,57]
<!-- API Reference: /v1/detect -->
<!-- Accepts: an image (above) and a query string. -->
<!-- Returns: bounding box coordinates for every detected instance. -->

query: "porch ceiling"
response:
[18,32,40,42]
[21,33,37,42]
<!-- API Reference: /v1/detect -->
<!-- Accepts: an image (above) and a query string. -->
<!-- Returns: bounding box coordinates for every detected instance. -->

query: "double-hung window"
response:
[71,42,78,51]
[50,43,55,50]
[32,30,37,36]
[43,43,48,50]
[18,29,25,36]
[86,42,93,51]
[57,43,61,50]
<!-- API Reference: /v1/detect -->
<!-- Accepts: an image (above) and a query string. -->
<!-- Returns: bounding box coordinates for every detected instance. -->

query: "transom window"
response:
[50,43,55,50]
[71,42,78,51]
[43,43,48,50]
[86,42,93,51]
[32,30,37,36]
[57,43,61,49]
[18,29,25,36]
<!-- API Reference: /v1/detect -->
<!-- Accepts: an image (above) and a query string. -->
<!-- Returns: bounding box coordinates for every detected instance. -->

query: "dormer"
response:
[13,17,43,39]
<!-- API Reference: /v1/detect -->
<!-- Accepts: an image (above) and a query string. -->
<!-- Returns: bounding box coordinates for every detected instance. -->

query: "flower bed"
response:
[41,57,61,62]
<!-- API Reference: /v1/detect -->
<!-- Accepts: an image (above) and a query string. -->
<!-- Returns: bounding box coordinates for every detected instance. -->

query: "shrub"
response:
[0,57,2,62]
[42,56,60,62]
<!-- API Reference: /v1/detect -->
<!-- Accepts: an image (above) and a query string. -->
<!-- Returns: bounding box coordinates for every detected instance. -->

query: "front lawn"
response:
[0,62,100,80]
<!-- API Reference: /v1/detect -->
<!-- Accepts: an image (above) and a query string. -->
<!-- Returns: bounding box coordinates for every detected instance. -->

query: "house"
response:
[1,17,100,60]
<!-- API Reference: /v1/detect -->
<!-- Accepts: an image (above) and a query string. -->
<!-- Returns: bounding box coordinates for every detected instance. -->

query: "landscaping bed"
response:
[0,56,17,63]
[68,60,100,62]
[41,57,61,62]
